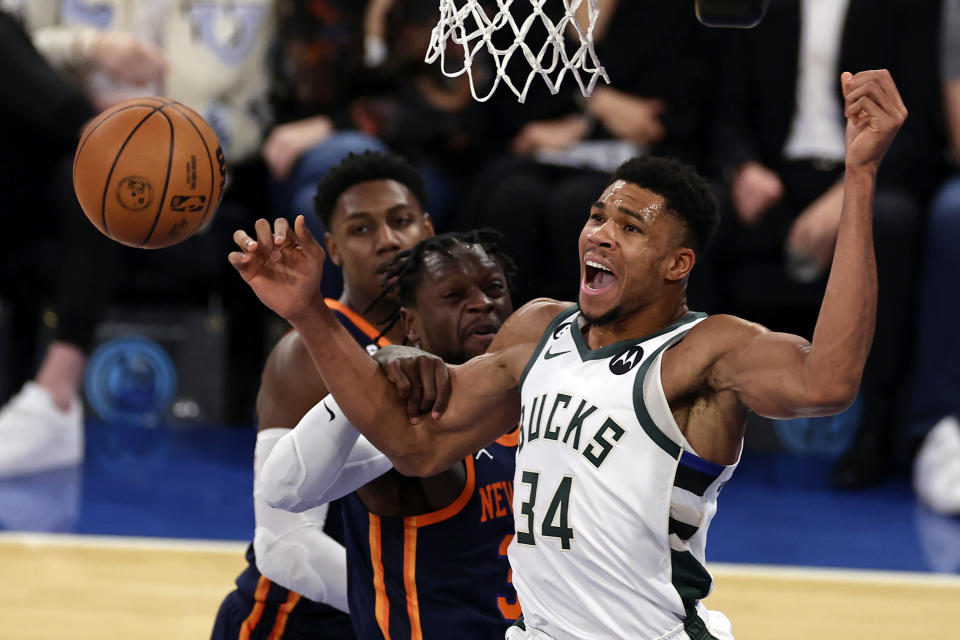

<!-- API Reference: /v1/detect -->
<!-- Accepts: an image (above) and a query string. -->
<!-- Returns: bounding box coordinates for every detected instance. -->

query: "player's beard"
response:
[580,304,627,328]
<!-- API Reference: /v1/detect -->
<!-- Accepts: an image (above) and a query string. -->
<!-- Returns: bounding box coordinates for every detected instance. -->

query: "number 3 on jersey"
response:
[516,471,575,550]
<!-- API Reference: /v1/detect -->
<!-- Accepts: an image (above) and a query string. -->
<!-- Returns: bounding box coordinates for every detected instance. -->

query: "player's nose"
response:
[586,218,615,247]
[375,224,402,252]
[464,286,495,311]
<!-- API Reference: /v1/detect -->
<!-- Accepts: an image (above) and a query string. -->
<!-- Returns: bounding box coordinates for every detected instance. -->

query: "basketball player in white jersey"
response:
[229,69,906,639]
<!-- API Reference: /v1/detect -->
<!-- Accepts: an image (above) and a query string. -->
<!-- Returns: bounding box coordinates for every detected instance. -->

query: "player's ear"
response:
[324,231,343,267]
[400,307,421,346]
[664,247,695,283]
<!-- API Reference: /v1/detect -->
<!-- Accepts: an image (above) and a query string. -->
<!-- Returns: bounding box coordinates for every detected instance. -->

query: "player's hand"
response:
[262,116,334,181]
[88,31,167,87]
[587,87,666,148]
[228,216,326,321]
[842,69,907,173]
[373,346,451,423]
[731,162,784,226]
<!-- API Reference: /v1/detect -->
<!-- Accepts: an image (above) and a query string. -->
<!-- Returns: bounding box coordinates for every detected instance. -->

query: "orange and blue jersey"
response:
[220,534,354,639]
[325,298,391,355]
[212,299,390,639]
[341,431,520,639]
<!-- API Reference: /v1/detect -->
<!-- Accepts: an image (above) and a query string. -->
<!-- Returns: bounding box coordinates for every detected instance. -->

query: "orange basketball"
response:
[73,97,226,249]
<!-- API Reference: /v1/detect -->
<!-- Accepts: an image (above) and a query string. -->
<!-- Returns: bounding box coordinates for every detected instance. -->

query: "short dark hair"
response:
[608,156,719,254]
[367,229,518,337]
[313,151,429,229]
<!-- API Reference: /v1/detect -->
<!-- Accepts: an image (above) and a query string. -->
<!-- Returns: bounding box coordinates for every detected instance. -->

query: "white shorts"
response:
[504,604,734,640]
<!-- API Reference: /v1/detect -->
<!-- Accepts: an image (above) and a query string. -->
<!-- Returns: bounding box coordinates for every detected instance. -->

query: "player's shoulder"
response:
[499,298,575,343]
[263,329,316,380]
[257,329,327,430]
[690,314,768,340]
[681,314,769,359]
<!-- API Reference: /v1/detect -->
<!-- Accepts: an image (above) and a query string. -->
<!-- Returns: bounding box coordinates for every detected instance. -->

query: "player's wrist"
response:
[842,164,877,186]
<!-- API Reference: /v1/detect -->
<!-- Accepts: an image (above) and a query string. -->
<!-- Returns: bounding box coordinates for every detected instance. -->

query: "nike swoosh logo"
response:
[544,347,570,360]
[323,402,335,421]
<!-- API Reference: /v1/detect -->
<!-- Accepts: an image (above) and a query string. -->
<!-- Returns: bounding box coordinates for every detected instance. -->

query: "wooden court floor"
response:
[1,533,958,639]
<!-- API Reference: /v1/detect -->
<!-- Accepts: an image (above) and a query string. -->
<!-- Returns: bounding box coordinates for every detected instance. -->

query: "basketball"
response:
[73,97,226,249]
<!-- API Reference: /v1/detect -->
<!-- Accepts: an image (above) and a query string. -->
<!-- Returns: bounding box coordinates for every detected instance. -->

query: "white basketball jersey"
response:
[510,306,739,640]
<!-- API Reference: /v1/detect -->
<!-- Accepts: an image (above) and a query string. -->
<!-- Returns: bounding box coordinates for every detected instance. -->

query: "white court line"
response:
[0,531,247,554]
[709,562,960,588]
[1,532,958,588]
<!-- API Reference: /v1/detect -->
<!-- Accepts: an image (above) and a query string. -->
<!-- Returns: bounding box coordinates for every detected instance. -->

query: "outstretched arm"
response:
[259,395,392,511]
[707,70,907,418]
[229,218,553,476]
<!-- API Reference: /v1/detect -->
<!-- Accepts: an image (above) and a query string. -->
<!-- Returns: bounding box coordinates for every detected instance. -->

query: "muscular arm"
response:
[289,297,561,477]
[691,71,906,419]
[230,217,564,476]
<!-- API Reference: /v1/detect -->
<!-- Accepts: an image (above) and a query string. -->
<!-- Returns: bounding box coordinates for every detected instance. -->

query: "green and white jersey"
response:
[510,306,738,640]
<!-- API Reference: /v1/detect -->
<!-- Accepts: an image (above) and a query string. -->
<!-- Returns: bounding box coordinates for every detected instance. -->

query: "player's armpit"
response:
[707,320,859,420]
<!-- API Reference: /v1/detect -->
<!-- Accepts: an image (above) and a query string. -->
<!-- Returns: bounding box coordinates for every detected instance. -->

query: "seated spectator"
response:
[910,0,960,516]
[0,8,105,476]
[265,0,473,298]
[706,0,941,488]
[458,0,720,304]
[4,0,279,424]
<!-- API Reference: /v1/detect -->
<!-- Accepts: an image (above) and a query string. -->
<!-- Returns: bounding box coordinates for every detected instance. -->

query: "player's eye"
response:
[349,225,369,236]
[393,215,414,228]
[590,212,604,223]
[624,223,639,233]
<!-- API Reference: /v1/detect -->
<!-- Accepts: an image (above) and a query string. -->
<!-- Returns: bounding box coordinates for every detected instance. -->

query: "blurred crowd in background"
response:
[0,0,958,514]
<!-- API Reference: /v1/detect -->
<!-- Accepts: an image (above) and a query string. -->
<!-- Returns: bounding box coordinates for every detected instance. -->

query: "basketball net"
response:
[425,0,610,103]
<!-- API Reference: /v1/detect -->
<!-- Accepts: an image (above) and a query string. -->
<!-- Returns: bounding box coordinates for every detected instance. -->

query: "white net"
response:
[425,0,610,103]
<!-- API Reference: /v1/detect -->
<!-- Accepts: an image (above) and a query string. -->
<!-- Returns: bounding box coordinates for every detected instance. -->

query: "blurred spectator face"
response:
[325,179,434,302]
[404,245,514,364]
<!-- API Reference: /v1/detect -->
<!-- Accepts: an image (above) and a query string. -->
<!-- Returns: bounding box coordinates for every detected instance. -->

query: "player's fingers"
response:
[295,215,326,259]
[843,68,887,90]
[844,69,907,116]
[864,69,908,119]
[845,95,886,123]
[431,362,451,419]
[417,356,437,415]
[273,217,291,246]
[254,218,275,253]
[233,229,257,251]
[843,80,896,118]
[227,251,256,278]
[403,361,424,421]
[382,361,413,402]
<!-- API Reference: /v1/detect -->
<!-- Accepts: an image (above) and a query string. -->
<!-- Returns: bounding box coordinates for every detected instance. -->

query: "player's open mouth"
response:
[583,259,617,293]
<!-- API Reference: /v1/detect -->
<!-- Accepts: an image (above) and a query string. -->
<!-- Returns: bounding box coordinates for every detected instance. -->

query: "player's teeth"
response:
[586,260,611,273]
